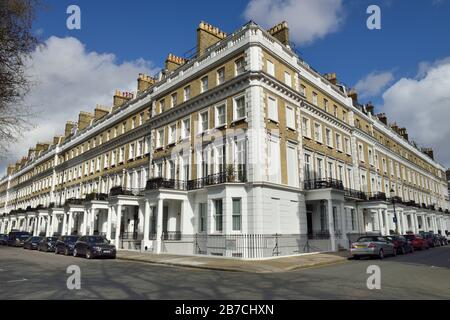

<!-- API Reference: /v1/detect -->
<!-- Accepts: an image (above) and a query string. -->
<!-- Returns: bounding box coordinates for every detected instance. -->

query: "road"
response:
[0,245,449,299]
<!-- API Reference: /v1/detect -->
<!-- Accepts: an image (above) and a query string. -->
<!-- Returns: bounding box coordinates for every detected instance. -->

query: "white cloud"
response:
[244,0,345,45]
[0,36,158,175]
[354,71,395,99]
[380,58,450,167]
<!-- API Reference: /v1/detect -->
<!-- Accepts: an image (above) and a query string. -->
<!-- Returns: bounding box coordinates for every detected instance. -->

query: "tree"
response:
[0,0,39,155]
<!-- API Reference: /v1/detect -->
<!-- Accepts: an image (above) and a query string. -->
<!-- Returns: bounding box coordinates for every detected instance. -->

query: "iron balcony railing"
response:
[146,168,247,192]
[109,186,145,197]
[304,178,344,191]
[344,188,367,200]
[368,192,387,201]
[85,192,108,201]
[64,198,84,206]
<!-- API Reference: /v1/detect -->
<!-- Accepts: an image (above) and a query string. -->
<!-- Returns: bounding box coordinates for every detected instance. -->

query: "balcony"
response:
[109,186,144,197]
[146,168,247,192]
[368,192,387,201]
[64,198,84,206]
[304,178,344,191]
[344,188,367,200]
[85,192,108,201]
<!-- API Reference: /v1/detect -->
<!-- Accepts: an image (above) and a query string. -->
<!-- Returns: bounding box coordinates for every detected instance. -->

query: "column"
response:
[377,209,384,235]
[81,209,88,235]
[46,216,52,236]
[327,200,336,252]
[402,212,408,233]
[67,212,73,235]
[155,198,164,254]
[142,200,151,250]
[106,206,113,240]
[414,214,419,232]
[90,209,96,235]
[114,204,122,248]
[62,213,68,235]
[383,210,389,235]
[36,216,42,236]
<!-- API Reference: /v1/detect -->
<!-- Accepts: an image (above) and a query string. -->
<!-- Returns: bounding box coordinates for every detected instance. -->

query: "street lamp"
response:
[390,188,399,235]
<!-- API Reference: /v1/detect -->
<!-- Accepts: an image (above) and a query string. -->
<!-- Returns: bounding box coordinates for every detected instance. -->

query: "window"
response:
[268,135,281,183]
[333,105,338,117]
[96,157,101,171]
[168,160,175,179]
[182,118,190,139]
[232,198,242,231]
[119,147,124,163]
[286,106,295,129]
[217,67,225,85]
[111,150,116,166]
[268,96,278,122]
[139,112,144,126]
[358,144,364,162]
[368,149,374,165]
[342,110,347,122]
[284,71,292,87]
[287,144,299,187]
[214,199,223,232]
[160,99,165,113]
[266,60,274,76]
[304,154,312,181]
[171,92,178,108]
[137,139,143,157]
[351,209,356,230]
[316,158,324,179]
[235,57,245,75]
[104,154,109,169]
[168,124,177,144]
[327,161,334,179]
[325,128,333,147]
[122,122,126,134]
[312,92,318,105]
[324,99,329,112]
[129,143,135,159]
[234,95,246,120]
[382,158,387,173]
[157,128,164,148]
[300,84,306,96]
[389,159,394,176]
[199,203,207,232]
[183,86,191,101]
[314,123,323,143]
[199,111,208,133]
[201,76,208,93]
[155,162,163,178]
[215,104,226,127]
[302,117,311,138]
[335,133,342,151]
[90,159,95,174]
[345,137,351,155]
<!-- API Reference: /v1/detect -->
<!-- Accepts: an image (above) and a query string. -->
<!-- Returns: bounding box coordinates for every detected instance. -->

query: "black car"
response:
[73,235,116,259]
[23,236,43,250]
[7,231,31,247]
[0,234,8,245]
[37,237,58,252]
[55,235,79,255]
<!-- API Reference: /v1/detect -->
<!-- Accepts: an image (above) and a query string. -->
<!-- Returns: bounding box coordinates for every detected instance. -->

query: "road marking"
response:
[7,278,28,283]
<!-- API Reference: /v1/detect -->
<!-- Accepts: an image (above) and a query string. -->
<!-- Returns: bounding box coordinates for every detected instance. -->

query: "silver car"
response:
[350,236,396,259]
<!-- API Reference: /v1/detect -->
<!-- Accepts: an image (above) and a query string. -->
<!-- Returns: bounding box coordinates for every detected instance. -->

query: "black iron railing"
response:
[146,178,187,191]
[344,188,367,200]
[109,186,145,197]
[85,193,108,201]
[368,192,387,201]
[64,198,83,206]
[304,178,344,191]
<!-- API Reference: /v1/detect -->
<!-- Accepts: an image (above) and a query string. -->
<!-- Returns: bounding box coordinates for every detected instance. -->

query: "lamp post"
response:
[390,188,399,235]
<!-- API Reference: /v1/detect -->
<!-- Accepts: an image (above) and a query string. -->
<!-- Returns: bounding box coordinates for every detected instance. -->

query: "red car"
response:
[404,234,429,250]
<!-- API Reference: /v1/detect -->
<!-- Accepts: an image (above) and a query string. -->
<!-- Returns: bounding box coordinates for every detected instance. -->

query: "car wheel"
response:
[86,250,92,259]
[379,249,384,259]
[65,248,69,256]
[73,248,78,257]
[353,255,360,260]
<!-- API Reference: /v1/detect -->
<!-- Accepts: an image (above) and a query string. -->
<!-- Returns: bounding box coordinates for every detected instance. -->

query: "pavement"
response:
[0,245,449,299]
[116,250,349,273]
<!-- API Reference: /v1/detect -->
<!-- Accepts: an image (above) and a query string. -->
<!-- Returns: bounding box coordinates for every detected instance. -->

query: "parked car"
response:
[23,236,43,250]
[421,232,438,248]
[384,235,414,254]
[37,236,58,252]
[350,236,396,259]
[436,234,448,246]
[0,234,8,245]
[55,235,79,255]
[73,235,116,259]
[7,231,31,247]
[404,234,429,250]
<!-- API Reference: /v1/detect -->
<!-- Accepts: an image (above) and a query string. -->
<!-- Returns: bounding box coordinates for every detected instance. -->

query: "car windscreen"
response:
[88,236,108,244]
[19,234,30,240]
[356,237,378,242]
[46,237,58,241]
[66,236,79,242]
[31,237,41,241]
[404,235,415,240]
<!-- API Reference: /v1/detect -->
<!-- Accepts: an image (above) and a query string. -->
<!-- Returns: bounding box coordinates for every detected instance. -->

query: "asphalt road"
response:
[0,245,449,299]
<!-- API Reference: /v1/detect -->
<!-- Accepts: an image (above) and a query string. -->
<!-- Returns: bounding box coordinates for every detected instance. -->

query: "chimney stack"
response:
[324,73,338,85]
[422,148,434,160]
[398,127,408,141]
[197,21,227,57]
[165,53,188,72]
[348,89,358,105]
[267,21,290,46]
[137,73,157,93]
[53,136,64,146]
[94,105,110,121]
[77,111,94,131]
[365,102,375,115]
[390,122,399,134]
[113,90,134,111]
[64,121,77,138]
[7,164,15,176]
[376,113,387,125]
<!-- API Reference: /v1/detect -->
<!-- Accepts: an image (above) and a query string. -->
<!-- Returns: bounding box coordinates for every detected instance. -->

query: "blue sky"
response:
[33,0,450,106]
[2,0,450,175]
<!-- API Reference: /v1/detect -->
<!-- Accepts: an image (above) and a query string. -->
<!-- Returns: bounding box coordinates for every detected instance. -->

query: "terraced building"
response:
[1,21,449,258]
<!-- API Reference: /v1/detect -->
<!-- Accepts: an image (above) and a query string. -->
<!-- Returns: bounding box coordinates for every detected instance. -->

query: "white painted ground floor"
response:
[1,184,449,259]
